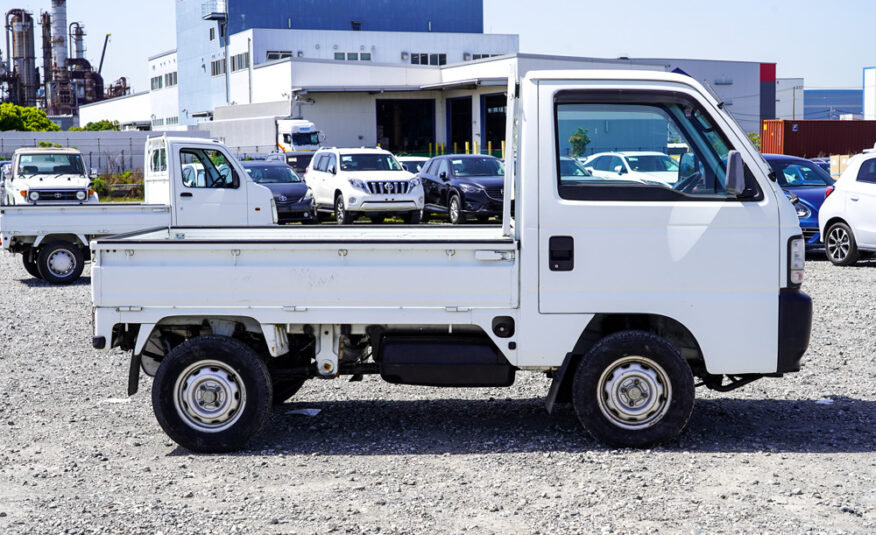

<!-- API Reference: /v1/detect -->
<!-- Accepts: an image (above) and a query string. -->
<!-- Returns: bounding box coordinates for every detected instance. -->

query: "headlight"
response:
[795,204,811,219]
[459,183,482,193]
[76,191,87,201]
[348,178,368,191]
[303,188,313,201]
[28,191,39,201]
[410,177,421,188]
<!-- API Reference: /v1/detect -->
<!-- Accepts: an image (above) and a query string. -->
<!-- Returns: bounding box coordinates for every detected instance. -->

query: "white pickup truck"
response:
[91,70,813,452]
[1,136,276,284]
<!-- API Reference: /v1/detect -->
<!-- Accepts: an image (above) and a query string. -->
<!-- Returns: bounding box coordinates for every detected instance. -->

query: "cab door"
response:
[173,146,248,226]
[536,81,780,374]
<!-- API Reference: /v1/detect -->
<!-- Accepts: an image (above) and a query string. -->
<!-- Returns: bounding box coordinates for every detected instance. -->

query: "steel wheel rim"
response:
[174,360,245,433]
[596,356,671,430]
[450,198,459,222]
[46,249,76,276]
[827,227,850,262]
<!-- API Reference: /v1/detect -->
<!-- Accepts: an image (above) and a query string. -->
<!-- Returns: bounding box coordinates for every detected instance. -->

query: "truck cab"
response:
[4,147,98,205]
[277,119,322,152]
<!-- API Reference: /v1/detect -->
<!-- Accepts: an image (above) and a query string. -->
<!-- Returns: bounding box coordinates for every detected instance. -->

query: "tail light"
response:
[788,236,805,286]
[824,186,834,199]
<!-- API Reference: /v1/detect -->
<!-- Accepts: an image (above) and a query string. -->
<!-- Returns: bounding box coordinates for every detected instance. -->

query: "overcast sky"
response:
[4,0,871,93]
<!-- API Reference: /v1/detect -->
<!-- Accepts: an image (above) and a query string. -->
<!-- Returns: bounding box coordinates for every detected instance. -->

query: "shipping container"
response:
[761,120,876,157]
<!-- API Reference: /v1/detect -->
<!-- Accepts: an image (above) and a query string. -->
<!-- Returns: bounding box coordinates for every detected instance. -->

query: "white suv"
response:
[306,148,424,224]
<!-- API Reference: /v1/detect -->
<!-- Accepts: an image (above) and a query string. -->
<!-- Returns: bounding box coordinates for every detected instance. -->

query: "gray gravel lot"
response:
[0,252,873,534]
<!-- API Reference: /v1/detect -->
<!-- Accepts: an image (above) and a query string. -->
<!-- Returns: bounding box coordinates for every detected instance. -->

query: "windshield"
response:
[768,160,834,187]
[560,158,592,178]
[451,157,504,177]
[339,153,403,171]
[245,165,301,183]
[291,132,320,146]
[625,155,679,173]
[17,153,85,176]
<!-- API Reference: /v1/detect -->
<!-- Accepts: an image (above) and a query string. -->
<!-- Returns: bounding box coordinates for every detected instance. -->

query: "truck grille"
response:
[367,181,409,195]
[34,190,83,201]
[485,187,504,200]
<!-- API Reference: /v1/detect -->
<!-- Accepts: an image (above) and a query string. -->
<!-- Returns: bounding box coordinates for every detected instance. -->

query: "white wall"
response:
[148,51,182,130]
[776,78,805,120]
[79,92,151,126]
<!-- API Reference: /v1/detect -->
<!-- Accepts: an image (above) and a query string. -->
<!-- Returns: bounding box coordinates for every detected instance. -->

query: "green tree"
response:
[0,103,60,131]
[568,127,591,157]
[748,131,761,150]
[70,119,120,132]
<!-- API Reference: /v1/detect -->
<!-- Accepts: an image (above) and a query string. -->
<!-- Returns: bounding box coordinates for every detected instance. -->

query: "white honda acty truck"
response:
[0,136,276,284]
[91,70,812,452]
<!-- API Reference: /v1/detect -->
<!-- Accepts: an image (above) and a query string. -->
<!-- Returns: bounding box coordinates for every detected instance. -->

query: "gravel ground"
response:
[0,252,873,535]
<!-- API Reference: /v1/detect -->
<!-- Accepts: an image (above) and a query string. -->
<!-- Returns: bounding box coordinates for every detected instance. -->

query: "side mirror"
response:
[439,171,448,180]
[615,165,627,175]
[402,164,409,171]
[725,150,746,196]
[330,166,336,174]
[318,132,327,143]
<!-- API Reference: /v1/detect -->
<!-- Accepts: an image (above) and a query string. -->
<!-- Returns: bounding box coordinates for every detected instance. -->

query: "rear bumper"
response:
[777,288,812,373]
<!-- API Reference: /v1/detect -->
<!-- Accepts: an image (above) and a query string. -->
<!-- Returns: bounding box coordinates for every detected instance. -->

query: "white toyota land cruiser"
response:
[306,147,424,224]
[4,147,98,205]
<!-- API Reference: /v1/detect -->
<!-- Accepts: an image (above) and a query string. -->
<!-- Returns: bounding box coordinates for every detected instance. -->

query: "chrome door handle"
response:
[850,197,859,201]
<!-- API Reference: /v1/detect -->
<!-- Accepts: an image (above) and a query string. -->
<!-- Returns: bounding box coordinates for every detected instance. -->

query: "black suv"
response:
[419,154,504,224]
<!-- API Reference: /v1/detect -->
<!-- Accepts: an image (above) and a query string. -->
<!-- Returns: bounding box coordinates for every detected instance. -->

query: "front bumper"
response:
[349,198,422,212]
[801,227,821,249]
[462,190,503,215]
[276,200,314,223]
[777,288,812,373]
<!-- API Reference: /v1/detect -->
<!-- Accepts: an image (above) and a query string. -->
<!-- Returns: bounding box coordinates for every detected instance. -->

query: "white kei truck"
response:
[91,70,813,452]
[0,136,276,284]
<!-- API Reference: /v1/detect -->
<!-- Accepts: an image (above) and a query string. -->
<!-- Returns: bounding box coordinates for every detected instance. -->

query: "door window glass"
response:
[856,159,876,184]
[179,149,239,189]
[326,153,337,173]
[555,94,760,201]
[150,148,167,172]
[437,159,451,177]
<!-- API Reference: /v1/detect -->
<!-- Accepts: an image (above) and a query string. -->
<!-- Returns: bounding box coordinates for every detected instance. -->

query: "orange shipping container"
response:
[761,120,876,158]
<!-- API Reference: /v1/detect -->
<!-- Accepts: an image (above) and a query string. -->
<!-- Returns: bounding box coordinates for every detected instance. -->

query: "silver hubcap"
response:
[47,250,75,276]
[597,356,671,430]
[174,360,245,432]
[336,199,344,222]
[827,227,850,261]
[450,199,459,222]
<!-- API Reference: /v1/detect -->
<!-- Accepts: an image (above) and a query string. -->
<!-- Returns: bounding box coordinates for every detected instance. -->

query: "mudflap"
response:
[128,353,141,396]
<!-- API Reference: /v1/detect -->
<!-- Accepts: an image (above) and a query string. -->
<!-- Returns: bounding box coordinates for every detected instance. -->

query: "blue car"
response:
[763,154,835,249]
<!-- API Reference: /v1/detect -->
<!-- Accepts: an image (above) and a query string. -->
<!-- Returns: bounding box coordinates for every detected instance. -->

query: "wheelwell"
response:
[37,234,87,249]
[553,313,705,404]
[823,216,848,233]
[334,189,343,201]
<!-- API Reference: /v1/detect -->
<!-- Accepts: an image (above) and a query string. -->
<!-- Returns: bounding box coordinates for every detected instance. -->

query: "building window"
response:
[209,27,215,41]
[150,76,163,90]
[152,117,164,127]
[346,52,358,61]
[230,52,250,72]
[210,58,226,77]
[360,52,371,61]
[164,71,177,87]
[334,52,345,60]
[411,53,445,66]
[266,50,292,61]
[472,53,498,60]
[165,116,179,126]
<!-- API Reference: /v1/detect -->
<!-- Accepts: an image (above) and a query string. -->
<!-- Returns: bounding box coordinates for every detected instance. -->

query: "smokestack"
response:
[51,0,67,80]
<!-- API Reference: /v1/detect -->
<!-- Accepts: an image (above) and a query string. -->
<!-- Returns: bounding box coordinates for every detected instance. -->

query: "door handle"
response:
[549,236,574,271]
[850,197,859,201]
[180,192,193,198]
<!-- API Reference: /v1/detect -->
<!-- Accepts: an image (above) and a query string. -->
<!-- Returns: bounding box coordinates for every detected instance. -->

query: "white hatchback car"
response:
[581,151,680,185]
[819,148,876,265]
[305,148,424,224]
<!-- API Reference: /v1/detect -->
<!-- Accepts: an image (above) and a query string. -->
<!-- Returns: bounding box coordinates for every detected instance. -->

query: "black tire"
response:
[335,195,353,225]
[36,241,85,285]
[571,330,694,448]
[420,209,431,223]
[22,252,42,279]
[313,207,329,224]
[825,222,860,266]
[272,378,307,406]
[152,335,273,453]
[448,194,463,225]
[402,210,422,224]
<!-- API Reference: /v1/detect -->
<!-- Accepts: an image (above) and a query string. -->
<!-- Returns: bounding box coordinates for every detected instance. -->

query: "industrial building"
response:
[79,0,778,151]
[1,1,125,128]
[864,67,875,120]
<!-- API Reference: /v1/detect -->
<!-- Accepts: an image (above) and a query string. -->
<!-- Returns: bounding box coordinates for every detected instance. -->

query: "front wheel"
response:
[402,210,422,224]
[152,335,273,453]
[825,222,860,266]
[571,330,694,448]
[36,241,85,284]
[448,195,463,225]
[335,195,353,225]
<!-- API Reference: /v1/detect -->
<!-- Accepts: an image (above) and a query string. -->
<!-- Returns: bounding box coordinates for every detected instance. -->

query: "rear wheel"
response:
[152,335,273,453]
[826,222,859,266]
[22,252,42,279]
[571,330,694,448]
[36,241,85,285]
